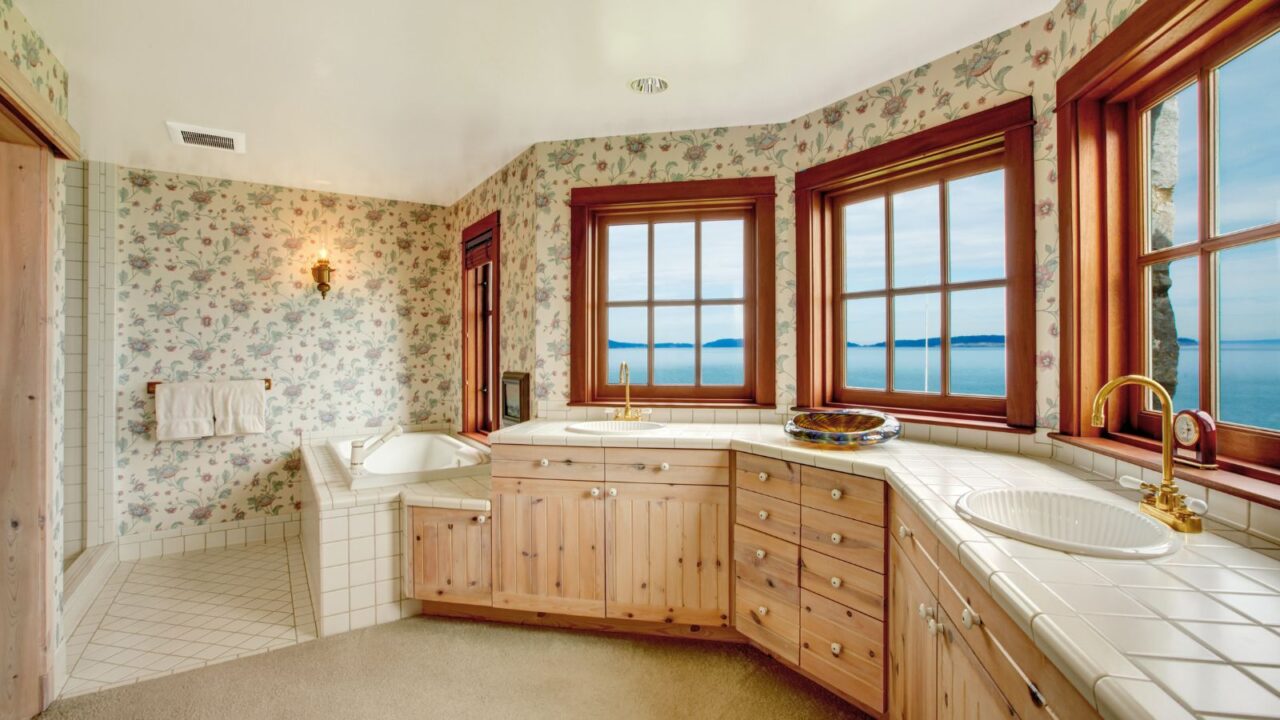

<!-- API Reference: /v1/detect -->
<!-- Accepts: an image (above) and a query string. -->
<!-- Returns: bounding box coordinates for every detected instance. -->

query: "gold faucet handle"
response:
[1118,475,1160,495]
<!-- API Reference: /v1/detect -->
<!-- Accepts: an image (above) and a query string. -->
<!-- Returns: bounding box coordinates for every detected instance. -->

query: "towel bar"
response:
[147,378,272,394]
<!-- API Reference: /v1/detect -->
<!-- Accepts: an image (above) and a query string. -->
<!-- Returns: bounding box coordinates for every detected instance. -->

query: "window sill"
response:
[1050,433,1280,510]
[792,406,1035,435]
[459,431,491,448]
[568,401,776,410]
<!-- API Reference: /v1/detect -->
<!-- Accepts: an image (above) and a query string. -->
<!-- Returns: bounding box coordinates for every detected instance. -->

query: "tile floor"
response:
[61,538,315,697]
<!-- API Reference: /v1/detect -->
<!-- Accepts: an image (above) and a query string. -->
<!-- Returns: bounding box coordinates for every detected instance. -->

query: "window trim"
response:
[461,211,500,437]
[569,177,777,407]
[794,97,1037,427]
[1058,0,1280,480]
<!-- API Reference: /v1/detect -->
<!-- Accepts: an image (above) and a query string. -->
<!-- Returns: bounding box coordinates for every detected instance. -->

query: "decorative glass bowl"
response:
[784,409,901,448]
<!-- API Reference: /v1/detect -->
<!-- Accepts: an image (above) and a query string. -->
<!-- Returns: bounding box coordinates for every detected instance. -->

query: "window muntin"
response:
[1138,29,1280,434]
[597,210,752,396]
[833,158,1010,407]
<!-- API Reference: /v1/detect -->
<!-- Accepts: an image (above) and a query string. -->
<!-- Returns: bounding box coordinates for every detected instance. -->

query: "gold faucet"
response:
[1091,374,1202,533]
[614,362,644,421]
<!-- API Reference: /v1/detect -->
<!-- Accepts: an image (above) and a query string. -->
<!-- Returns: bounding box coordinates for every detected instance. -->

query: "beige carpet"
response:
[41,616,870,720]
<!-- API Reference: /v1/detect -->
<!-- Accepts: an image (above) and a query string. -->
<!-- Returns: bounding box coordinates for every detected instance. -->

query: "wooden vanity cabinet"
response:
[407,507,493,606]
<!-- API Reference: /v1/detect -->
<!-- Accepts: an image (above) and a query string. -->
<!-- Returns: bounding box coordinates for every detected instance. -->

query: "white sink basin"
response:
[566,420,666,435]
[955,488,1176,559]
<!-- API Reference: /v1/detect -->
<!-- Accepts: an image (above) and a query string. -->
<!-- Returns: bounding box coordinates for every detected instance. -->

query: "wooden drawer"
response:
[889,490,939,593]
[735,487,800,543]
[800,466,885,526]
[605,448,728,485]
[800,507,885,575]
[737,580,800,665]
[800,548,884,621]
[491,444,604,481]
[734,453,802,503]
[800,589,885,714]
[733,524,799,607]
[937,551,1100,720]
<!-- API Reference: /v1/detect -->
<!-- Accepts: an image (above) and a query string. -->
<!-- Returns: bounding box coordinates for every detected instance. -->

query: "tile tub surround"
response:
[490,420,1280,719]
[300,443,489,637]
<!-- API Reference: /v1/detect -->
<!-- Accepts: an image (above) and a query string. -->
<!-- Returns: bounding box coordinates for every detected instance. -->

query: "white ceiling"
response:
[22,0,1055,205]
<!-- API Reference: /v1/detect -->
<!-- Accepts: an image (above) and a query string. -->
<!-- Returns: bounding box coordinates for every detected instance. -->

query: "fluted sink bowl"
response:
[956,488,1176,559]
[566,420,665,435]
[784,409,900,448]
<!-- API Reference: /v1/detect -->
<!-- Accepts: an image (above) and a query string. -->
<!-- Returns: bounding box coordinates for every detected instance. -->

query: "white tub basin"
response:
[955,488,1176,559]
[566,420,665,435]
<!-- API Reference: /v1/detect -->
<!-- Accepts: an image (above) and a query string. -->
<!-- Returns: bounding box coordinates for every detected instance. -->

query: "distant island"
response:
[608,338,744,349]
[847,334,1004,348]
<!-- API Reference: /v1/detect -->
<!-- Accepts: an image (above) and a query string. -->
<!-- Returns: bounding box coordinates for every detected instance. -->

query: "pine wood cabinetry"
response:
[407,507,493,606]
[605,481,730,625]
[888,488,1100,720]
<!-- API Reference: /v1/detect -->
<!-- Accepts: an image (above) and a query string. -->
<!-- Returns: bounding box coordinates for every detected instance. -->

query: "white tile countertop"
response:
[488,420,1280,720]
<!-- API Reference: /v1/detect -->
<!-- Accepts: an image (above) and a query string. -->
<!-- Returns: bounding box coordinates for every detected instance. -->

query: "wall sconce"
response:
[311,247,334,299]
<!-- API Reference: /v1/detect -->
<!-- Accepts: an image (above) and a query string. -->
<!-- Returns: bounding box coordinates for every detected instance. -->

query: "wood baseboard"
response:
[418,600,747,644]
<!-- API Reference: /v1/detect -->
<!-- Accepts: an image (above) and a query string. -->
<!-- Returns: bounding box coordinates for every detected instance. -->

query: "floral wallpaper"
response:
[509,0,1146,428]
[0,0,68,118]
[114,168,453,535]
[449,147,540,407]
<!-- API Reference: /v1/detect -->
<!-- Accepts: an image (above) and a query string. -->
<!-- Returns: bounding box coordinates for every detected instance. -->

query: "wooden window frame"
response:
[795,98,1037,428]
[1058,0,1280,481]
[461,211,500,437]
[569,177,777,407]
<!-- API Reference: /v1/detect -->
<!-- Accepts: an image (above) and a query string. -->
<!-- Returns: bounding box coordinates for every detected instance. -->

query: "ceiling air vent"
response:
[166,121,246,153]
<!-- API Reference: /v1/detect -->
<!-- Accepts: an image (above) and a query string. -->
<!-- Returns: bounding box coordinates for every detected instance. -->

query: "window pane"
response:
[1218,239,1280,430]
[653,306,695,385]
[892,186,942,288]
[844,297,886,390]
[1145,83,1199,251]
[653,222,695,300]
[949,287,1005,396]
[843,198,886,293]
[701,305,744,385]
[607,224,648,301]
[1216,31,1280,235]
[947,170,1006,283]
[607,306,648,384]
[1146,256,1198,413]
[893,292,941,393]
[701,219,745,299]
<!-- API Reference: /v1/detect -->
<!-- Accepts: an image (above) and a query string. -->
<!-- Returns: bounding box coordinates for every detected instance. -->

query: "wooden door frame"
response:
[460,211,500,438]
[0,56,81,720]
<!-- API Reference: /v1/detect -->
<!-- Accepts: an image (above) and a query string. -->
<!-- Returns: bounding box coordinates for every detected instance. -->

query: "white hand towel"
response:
[213,380,266,436]
[155,381,214,441]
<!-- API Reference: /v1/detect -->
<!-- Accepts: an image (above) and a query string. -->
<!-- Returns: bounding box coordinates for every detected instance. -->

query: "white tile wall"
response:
[84,161,117,550]
[62,161,87,566]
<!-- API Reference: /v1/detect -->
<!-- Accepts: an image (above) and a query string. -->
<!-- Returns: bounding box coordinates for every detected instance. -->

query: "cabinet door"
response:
[937,608,1018,720]
[492,477,606,617]
[606,482,730,626]
[889,538,938,720]
[409,507,492,606]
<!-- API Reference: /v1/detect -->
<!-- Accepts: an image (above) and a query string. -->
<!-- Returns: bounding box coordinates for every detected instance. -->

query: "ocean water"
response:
[607,342,1278,431]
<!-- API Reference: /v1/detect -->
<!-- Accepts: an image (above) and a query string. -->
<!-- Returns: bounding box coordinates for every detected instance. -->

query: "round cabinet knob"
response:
[961,607,981,629]
[608,487,618,497]
[898,525,913,540]
[659,462,670,471]
[928,618,944,637]
[830,642,843,657]
[831,488,843,501]
[474,515,487,524]
[918,603,934,620]
[758,510,769,521]
[830,576,842,589]
[755,549,766,560]
[539,458,550,467]
[757,472,768,482]
[589,487,601,498]
[757,606,768,617]
[830,532,843,545]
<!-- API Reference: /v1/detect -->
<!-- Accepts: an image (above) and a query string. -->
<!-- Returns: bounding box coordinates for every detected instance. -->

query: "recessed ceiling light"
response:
[629,76,669,95]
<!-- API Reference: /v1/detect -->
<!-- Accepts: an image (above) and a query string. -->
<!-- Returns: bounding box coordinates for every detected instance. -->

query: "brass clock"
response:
[1173,409,1217,469]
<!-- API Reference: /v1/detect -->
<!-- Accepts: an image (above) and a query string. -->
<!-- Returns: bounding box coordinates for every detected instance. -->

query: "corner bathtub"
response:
[327,432,489,491]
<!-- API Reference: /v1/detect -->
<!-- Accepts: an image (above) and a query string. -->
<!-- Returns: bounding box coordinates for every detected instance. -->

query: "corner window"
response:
[795,98,1036,426]
[570,178,776,406]
[462,212,500,435]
